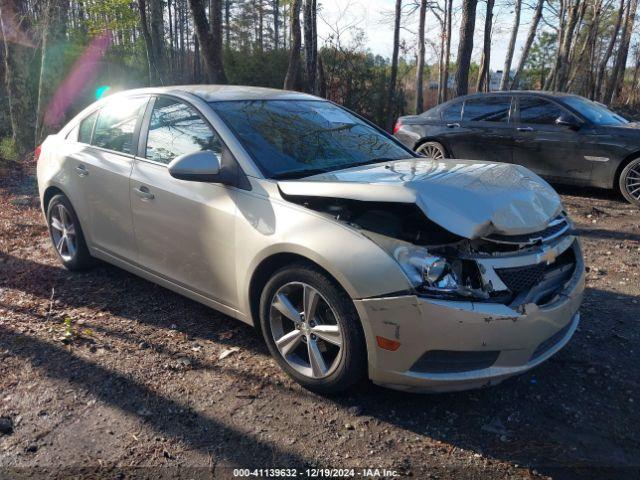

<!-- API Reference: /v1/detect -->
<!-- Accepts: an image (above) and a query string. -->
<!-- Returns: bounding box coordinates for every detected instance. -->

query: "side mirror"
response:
[168,150,224,183]
[555,115,581,130]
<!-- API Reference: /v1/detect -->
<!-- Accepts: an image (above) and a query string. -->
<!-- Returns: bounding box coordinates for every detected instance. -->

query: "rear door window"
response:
[519,97,574,125]
[441,102,462,122]
[92,97,148,154]
[463,96,511,122]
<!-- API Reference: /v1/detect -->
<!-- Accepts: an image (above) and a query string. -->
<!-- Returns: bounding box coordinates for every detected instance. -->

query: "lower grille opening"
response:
[410,350,500,374]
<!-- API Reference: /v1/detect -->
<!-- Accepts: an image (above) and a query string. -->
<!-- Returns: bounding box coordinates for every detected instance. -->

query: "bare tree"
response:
[284,0,302,90]
[477,0,495,92]
[188,0,227,83]
[603,0,638,104]
[551,0,583,91]
[416,0,427,112]
[455,0,478,96]
[303,0,318,93]
[386,0,402,131]
[150,0,166,82]
[500,0,522,90]
[511,0,544,89]
[273,0,280,49]
[595,0,625,99]
[441,0,453,102]
[138,0,159,85]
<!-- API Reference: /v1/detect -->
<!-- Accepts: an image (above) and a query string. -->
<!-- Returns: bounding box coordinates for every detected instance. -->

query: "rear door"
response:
[73,96,149,261]
[512,96,592,183]
[446,96,514,162]
[129,96,239,308]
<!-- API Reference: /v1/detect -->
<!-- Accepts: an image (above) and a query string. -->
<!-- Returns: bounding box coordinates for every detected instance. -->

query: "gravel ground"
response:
[0,167,639,480]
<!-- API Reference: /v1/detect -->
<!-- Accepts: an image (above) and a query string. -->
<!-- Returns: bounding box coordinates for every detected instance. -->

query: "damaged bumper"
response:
[354,240,585,393]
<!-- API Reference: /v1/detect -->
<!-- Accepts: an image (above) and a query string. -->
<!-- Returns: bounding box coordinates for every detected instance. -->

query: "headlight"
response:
[393,245,459,291]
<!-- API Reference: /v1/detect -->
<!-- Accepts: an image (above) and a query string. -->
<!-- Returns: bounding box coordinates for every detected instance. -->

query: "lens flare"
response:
[95,85,111,100]
[43,31,111,129]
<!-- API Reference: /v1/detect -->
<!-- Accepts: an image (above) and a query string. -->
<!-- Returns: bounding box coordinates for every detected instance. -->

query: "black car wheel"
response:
[259,263,367,394]
[619,158,640,206]
[47,194,95,270]
[416,141,447,160]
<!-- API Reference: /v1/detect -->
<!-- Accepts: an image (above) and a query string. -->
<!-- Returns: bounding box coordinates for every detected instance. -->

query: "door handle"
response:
[446,123,460,128]
[134,185,155,201]
[75,165,89,177]
[517,126,534,132]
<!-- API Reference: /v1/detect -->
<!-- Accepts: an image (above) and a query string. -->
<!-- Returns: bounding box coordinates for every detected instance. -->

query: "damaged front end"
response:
[279,194,580,309]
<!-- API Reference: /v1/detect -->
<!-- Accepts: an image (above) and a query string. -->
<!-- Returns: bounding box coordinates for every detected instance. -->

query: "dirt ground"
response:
[1,166,638,480]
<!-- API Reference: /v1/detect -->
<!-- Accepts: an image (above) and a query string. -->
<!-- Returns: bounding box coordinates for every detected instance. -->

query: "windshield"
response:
[209,100,412,178]
[562,96,628,126]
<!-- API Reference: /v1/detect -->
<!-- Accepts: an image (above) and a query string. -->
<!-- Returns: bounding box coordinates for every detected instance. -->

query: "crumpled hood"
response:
[278,159,562,239]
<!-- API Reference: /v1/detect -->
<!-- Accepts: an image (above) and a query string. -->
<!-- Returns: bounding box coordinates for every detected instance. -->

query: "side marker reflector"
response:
[376,336,401,351]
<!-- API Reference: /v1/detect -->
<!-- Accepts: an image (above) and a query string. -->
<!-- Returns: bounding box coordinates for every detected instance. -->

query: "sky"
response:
[316,0,536,72]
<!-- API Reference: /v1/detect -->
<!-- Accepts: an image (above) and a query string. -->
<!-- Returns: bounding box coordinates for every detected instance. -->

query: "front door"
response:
[129,96,239,308]
[512,96,592,183]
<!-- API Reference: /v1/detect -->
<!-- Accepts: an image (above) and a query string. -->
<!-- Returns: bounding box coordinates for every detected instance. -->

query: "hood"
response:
[278,159,562,239]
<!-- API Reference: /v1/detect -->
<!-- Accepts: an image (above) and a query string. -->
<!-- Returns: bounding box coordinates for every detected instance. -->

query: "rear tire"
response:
[46,194,94,270]
[416,141,447,160]
[259,263,367,394]
[619,158,640,206]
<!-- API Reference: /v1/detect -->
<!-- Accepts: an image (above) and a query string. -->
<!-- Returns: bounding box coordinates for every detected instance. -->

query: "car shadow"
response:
[2,252,639,478]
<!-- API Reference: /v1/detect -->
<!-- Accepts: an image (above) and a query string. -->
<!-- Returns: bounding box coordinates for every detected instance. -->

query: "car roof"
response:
[444,90,580,103]
[113,84,321,102]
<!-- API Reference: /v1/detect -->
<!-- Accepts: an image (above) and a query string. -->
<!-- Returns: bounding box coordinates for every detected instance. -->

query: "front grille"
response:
[484,216,570,246]
[495,263,546,293]
[530,321,573,361]
[410,350,500,374]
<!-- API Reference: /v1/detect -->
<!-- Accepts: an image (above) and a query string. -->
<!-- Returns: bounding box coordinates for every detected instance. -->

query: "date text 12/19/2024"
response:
[232,468,401,478]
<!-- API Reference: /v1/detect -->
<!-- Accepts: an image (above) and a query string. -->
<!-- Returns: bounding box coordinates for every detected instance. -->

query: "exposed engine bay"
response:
[283,194,579,307]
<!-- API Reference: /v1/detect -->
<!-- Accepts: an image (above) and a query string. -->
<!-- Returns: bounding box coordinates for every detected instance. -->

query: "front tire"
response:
[416,141,447,160]
[46,194,94,270]
[259,263,367,394]
[619,158,640,206]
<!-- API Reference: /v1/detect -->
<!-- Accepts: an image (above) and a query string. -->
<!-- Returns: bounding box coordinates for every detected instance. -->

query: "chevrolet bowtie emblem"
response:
[539,247,558,265]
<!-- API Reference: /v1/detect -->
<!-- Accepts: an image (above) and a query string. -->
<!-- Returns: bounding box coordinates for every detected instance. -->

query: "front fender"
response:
[233,185,412,320]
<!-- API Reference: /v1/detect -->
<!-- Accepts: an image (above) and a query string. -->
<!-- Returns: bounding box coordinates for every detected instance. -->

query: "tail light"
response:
[392,119,402,135]
[34,144,42,162]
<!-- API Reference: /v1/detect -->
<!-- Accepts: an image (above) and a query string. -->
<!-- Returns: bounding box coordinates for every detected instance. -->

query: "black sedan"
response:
[394,91,640,206]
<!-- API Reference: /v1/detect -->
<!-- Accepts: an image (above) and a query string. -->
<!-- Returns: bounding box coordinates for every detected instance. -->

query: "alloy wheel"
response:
[624,162,640,201]
[50,204,77,262]
[417,142,445,160]
[269,282,344,379]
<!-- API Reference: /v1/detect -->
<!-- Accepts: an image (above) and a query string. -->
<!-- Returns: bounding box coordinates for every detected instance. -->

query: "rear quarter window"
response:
[78,111,98,144]
[441,102,462,122]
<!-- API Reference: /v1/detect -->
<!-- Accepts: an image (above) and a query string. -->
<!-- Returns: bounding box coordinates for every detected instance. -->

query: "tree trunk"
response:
[477,0,495,92]
[284,0,301,90]
[138,0,158,85]
[188,0,227,83]
[500,0,521,90]
[416,0,426,113]
[273,0,279,49]
[225,0,231,48]
[511,0,544,89]
[436,3,446,103]
[0,0,34,159]
[150,0,166,83]
[303,0,317,93]
[553,0,582,91]
[603,0,638,104]
[36,0,69,143]
[385,0,402,131]
[442,0,452,101]
[595,0,624,100]
[455,0,478,97]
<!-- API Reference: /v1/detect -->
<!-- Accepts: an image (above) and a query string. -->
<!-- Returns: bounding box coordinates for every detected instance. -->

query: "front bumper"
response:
[354,243,585,393]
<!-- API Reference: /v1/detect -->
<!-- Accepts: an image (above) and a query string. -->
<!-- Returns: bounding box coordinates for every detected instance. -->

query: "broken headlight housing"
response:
[393,245,460,292]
